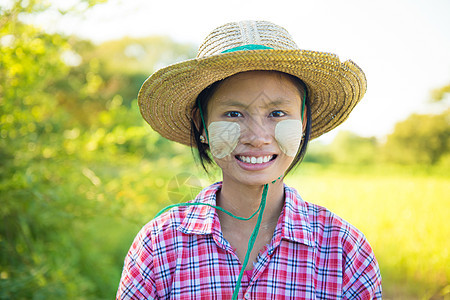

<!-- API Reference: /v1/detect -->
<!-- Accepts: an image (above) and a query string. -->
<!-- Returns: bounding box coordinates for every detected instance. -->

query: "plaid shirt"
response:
[117,182,382,299]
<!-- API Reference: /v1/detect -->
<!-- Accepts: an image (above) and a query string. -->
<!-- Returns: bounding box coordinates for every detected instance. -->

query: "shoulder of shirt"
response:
[284,184,368,247]
[136,181,221,238]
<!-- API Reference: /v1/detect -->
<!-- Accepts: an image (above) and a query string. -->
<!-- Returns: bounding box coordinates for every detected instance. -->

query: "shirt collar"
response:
[277,185,314,247]
[177,182,314,247]
[177,182,221,235]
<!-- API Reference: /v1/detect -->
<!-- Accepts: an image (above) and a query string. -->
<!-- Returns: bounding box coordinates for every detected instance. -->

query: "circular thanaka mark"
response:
[208,121,241,159]
[275,119,302,157]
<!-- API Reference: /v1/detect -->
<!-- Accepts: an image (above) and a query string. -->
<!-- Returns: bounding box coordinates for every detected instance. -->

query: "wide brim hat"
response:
[138,20,367,145]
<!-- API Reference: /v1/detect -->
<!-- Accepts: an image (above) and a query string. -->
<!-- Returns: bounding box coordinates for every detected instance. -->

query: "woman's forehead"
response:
[219,70,301,90]
[208,71,302,110]
[211,97,299,110]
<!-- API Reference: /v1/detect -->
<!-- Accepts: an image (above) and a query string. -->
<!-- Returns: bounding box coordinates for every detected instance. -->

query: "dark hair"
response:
[190,72,311,176]
[190,80,222,172]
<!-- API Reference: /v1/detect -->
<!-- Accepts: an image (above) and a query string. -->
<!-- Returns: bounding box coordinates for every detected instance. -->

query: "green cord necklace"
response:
[154,183,269,300]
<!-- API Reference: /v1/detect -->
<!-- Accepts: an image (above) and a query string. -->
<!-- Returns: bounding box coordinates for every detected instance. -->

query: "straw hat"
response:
[138,20,366,145]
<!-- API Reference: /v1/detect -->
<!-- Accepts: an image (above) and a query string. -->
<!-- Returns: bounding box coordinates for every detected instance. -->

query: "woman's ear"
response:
[191,107,204,136]
[301,106,307,133]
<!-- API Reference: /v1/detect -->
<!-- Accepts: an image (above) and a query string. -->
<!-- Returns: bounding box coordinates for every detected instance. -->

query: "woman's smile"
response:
[234,152,278,171]
[235,154,276,164]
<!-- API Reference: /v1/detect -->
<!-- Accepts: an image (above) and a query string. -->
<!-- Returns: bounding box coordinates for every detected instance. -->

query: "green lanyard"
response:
[154,183,268,299]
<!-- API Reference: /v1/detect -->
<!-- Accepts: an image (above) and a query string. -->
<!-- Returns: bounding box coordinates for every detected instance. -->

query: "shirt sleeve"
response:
[116,227,157,300]
[341,229,382,300]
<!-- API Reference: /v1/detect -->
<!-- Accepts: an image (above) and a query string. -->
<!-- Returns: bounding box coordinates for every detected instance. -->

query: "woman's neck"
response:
[216,176,285,229]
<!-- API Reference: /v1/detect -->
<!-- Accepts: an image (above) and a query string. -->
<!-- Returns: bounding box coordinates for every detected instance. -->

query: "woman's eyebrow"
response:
[215,100,248,109]
[217,98,296,109]
[265,98,294,107]
[258,98,297,110]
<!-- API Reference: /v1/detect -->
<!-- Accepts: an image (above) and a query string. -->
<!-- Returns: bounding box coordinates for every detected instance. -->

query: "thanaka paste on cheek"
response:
[208,121,241,159]
[275,119,303,157]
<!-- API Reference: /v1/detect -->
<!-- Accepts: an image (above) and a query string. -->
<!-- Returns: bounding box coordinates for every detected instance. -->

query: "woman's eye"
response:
[225,111,242,118]
[269,110,286,117]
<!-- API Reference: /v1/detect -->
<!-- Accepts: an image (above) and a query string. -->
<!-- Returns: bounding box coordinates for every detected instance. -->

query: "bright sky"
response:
[17,0,450,141]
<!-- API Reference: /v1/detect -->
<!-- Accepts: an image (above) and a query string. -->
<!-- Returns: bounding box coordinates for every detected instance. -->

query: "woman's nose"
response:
[240,117,272,147]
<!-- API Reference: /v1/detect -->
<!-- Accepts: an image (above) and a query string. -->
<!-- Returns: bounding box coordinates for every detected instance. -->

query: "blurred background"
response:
[0,0,449,299]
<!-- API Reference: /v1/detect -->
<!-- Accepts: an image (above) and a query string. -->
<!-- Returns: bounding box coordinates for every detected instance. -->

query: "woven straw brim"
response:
[138,49,366,146]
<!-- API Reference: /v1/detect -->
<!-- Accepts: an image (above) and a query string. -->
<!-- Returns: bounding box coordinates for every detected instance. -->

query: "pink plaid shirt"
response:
[117,182,382,299]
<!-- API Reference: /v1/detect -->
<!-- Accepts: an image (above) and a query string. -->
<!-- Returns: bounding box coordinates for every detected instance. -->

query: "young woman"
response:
[117,20,382,299]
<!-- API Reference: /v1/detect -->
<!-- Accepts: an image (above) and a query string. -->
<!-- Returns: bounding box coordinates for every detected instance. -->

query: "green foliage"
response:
[304,131,378,165]
[329,131,378,165]
[90,36,196,75]
[382,110,450,165]
[431,82,450,102]
[0,0,107,18]
[0,3,197,298]
[303,141,333,164]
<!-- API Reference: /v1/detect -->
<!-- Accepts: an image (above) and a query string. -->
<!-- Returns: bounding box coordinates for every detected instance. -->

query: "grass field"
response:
[283,164,450,299]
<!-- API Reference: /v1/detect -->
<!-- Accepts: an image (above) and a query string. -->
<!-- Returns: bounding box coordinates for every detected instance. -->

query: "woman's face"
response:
[205,71,304,187]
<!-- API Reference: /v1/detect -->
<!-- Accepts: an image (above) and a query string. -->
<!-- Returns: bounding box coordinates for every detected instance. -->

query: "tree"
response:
[0,2,112,298]
[430,83,450,102]
[1,1,199,297]
[328,131,378,165]
[382,110,450,165]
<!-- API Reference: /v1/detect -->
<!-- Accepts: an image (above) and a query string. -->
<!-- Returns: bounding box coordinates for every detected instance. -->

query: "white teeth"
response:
[238,155,273,164]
